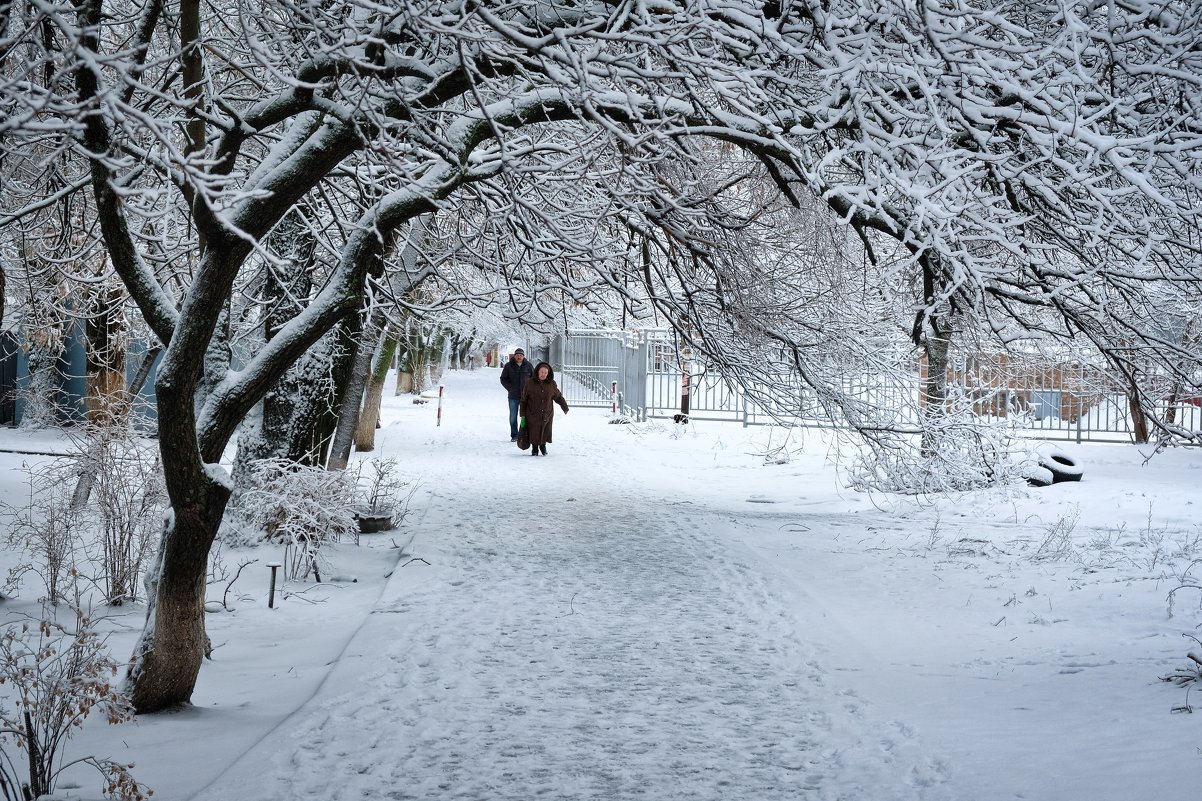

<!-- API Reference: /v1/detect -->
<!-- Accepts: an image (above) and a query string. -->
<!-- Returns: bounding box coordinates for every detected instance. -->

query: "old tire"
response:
[1025,465,1054,487]
[356,513,395,533]
[1039,451,1083,483]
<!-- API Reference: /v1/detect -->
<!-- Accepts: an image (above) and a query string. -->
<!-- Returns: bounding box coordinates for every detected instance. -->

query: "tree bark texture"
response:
[355,324,400,452]
[285,337,340,465]
[328,309,386,470]
[232,220,316,479]
[1127,390,1150,444]
[127,477,229,712]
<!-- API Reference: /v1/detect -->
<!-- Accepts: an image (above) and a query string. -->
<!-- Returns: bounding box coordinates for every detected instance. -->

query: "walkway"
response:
[192,369,948,800]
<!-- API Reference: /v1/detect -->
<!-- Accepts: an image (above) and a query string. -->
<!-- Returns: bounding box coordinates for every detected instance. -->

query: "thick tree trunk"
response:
[456,338,473,370]
[127,320,231,711]
[412,357,429,394]
[284,317,359,466]
[355,382,385,451]
[284,336,339,465]
[232,221,315,482]
[127,477,229,712]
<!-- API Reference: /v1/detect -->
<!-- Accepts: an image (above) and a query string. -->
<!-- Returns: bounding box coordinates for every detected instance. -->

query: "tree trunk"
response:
[355,381,386,452]
[920,333,951,457]
[127,477,229,712]
[299,316,359,466]
[327,309,385,470]
[127,325,231,711]
[397,321,428,394]
[284,335,339,465]
[430,330,449,384]
[355,325,400,452]
[457,338,473,370]
[84,286,126,424]
[1127,390,1150,444]
[232,218,315,483]
[914,253,954,459]
[413,356,429,394]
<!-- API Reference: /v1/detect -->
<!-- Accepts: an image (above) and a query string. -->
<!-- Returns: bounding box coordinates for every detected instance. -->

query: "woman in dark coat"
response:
[520,362,569,456]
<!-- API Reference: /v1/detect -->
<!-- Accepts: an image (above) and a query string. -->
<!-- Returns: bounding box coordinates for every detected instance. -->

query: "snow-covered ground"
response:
[2,367,1200,800]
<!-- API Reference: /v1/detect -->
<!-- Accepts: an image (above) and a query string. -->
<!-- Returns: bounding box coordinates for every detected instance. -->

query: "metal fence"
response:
[548,329,1202,444]
[548,330,646,412]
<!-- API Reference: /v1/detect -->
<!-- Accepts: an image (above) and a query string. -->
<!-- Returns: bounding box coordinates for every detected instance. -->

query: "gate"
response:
[549,330,646,413]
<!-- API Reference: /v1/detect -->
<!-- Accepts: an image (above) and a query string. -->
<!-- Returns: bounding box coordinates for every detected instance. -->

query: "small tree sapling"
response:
[353,458,416,533]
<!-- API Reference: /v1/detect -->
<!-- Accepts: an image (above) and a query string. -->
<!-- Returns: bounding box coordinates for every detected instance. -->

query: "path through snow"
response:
[193,370,950,800]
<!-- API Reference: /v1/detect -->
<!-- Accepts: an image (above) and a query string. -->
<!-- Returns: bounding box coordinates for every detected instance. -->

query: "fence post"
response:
[679,370,691,422]
[1081,392,1091,442]
[611,380,618,413]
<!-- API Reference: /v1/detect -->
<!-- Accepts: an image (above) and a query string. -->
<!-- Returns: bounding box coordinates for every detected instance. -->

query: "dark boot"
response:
[531,448,539,456]
[539,444,547,455]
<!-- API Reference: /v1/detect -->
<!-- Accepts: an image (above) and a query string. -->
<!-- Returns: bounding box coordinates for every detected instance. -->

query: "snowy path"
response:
[193,371,949,801]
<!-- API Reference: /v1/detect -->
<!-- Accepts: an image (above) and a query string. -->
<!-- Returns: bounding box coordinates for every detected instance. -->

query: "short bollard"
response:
[266,562,282,608]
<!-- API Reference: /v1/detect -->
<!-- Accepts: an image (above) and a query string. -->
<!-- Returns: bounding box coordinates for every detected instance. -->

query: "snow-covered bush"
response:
[3,465,81,605]
[848,414,1028,494]
[3,425,165,605]
[75,426,165,605]
[355,457,415,519]
[0,607,149,801]
[234,458,358,580]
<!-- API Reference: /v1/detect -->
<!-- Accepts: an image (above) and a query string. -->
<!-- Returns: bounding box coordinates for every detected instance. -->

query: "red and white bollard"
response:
[436,384,444,427]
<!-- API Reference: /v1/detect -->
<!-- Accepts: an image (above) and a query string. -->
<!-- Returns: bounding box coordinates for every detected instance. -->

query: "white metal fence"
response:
[548,330,1202,444]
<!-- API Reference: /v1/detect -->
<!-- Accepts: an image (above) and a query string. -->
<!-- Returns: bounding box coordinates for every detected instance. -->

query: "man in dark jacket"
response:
[500,348,534,440]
